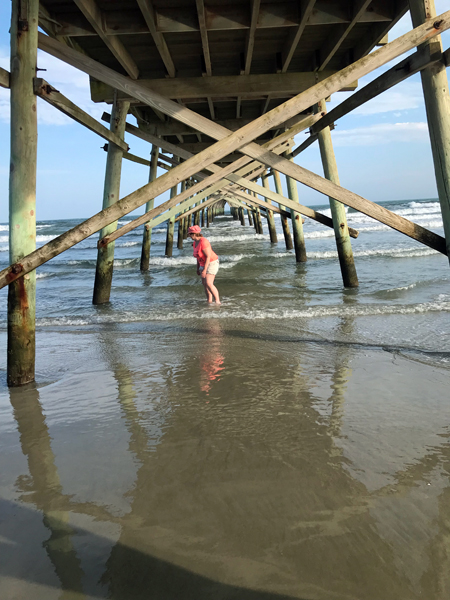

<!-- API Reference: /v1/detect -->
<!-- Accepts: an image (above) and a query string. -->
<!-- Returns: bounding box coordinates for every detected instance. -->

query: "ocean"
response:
[1,197,450,599]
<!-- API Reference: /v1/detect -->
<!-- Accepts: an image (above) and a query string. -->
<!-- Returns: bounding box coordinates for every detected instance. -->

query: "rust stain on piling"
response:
[17,277,29,318]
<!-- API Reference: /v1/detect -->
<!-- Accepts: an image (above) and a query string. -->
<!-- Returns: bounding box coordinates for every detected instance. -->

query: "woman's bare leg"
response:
[205,274,220,304]
[202,277,213,302]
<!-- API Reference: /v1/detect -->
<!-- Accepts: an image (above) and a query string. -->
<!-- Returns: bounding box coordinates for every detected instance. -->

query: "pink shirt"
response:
[193,238,218,267]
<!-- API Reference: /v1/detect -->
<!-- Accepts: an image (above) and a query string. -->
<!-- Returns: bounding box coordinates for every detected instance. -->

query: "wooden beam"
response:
[317,0,373,71]
[353,0,409,61]
[244,0,261,75]
[101,116,358,241]
[0,67,10,89]
[295,46,449,154]
[73,0,139,79]
[136,0,176,78]
[2,15,448,288]
[292,133,318,157]
[98,116,352,242]
[34,78,129,152]
[53,1,397,37]
[281,0,317,73]
[90,72,358,103]
[196,0,212,76]
[121,151,150,167]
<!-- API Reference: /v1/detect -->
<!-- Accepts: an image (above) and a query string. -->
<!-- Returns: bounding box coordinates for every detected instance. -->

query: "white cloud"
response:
[332,122,429,147]
[351,82,424,116]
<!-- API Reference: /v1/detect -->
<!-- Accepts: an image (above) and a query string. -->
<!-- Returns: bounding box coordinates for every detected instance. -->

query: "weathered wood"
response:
[7,0,39,386]
[113,114,359,239]
[306,45,449,143]
[285,155,307,263]
[0,67,10,89]
[34,78,129,152]
[244,0,260,74]
[316,99,358,287]
[2,17,449,290]
[73,0,139,79]
[354,1,409,61]
[281,0,316,73]
[92,96,130,305]
[317,0,373,71]
[292,133,319,158]
[140,145,159,271]
[165,159,179,258]
[261,173,278,243]
[196,0,212,76]
[136,0,176,78]
[53,1,398,37]
[90,72,358,103]
[272,171,294,250]
[410,0,450,260]
[177,180,187,249]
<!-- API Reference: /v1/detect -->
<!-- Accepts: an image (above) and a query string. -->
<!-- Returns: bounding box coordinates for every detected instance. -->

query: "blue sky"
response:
[0,2,449,221]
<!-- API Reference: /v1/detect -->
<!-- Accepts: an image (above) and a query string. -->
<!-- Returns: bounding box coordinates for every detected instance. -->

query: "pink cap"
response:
[188,225,201,234]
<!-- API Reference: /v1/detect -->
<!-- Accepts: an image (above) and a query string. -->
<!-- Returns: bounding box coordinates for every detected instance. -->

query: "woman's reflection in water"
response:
[199,320,225,396]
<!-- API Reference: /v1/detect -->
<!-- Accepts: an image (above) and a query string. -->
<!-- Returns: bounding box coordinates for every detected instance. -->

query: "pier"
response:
[1,0,450,386]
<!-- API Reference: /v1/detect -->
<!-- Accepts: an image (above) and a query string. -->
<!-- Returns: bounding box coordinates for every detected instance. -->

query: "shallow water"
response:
[1,200,450,599]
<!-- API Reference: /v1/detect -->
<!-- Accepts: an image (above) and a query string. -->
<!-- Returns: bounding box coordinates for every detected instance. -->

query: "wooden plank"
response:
[196,0,212,76]
[317,0,373,71]
[89,72,358,103]
[2,15,448,289]
[353,0,409,61]
[122,151,150,167]
[54,1,396,37]
[0,67,10,88]
[244,0,261,75]
[101,116,359,241]
[303,46,448,144]
[73,0,139,79]
[34,78,129,152]
[136,0,176,77]
[281,0,317,73]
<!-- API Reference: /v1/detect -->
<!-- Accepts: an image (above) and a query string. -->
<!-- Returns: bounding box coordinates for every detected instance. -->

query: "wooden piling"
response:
[165,170,178,257]
[410,0,450,260]
[140,144,159,270]
[285,155,307,262]
[239,207,245,226]
[7,0,39,386]
[272,171,294,250]
[177,179,186,249]
[93,95,130,304]
[247,209,254,227]
[261,172,278,243]
[316,100,359,287]
[194,204,200,226]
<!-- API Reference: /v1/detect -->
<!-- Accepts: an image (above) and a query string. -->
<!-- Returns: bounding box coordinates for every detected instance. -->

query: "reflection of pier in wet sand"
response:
[2,326,450,599]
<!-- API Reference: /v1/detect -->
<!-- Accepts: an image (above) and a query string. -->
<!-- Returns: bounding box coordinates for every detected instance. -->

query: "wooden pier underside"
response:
[39,0,408,163]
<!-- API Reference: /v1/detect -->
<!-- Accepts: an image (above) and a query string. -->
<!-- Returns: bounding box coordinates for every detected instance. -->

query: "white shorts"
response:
[200,259,219,276]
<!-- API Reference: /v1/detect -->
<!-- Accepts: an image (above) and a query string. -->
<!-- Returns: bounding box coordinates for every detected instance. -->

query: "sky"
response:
[0,2,449,222]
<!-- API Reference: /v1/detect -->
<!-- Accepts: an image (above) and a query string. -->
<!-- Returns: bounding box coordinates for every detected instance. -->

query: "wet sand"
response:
[1,321,450,600]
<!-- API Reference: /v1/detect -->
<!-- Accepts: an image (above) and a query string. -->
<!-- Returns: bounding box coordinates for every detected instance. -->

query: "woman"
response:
[188,225,221,304]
